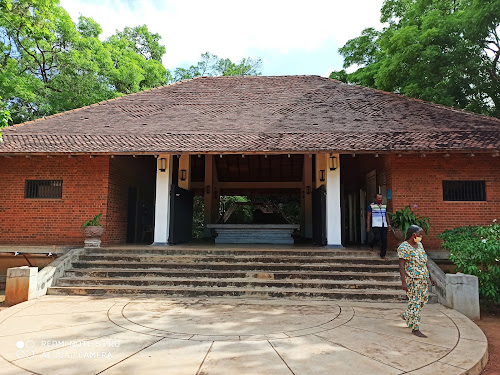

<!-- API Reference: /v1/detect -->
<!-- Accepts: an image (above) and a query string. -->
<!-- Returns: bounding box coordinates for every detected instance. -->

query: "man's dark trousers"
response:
[370,227,388,258]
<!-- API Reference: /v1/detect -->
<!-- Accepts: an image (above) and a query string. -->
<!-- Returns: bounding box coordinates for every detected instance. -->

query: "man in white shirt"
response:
[367,194,391,259]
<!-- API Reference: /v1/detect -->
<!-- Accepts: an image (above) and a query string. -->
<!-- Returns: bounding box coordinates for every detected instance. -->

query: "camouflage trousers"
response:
[404,277,429,331]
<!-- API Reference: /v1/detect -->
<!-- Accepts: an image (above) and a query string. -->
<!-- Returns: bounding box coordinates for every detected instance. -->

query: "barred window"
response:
[25,180,63,199]
[442,181,486,201]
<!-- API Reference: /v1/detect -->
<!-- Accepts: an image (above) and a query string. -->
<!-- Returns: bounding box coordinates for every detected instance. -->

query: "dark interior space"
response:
[340,154,389,246]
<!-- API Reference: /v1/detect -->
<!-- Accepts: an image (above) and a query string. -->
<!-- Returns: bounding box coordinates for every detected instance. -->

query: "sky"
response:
[59,0,385,77]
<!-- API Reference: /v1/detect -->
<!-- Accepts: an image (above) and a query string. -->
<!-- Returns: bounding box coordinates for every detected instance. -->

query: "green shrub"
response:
[192,196,205,238]
[82,213,103,228]
[437,221,500,302]
[220,196,253,224]
[389,205,430,236]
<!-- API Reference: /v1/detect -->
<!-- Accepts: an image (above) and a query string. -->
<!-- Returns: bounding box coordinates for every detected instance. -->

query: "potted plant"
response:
[82,213,105,248]
[389,206,430,241]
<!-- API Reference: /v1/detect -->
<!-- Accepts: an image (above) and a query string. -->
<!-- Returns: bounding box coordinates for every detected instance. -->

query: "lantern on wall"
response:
[329,154,338,171]
[319,170,326,182]
[180,169,187,181]
[159,158,166,172]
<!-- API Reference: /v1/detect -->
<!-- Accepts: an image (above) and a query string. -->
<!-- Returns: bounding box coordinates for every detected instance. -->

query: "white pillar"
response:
[326,153,342,247]
[154,154,172,244]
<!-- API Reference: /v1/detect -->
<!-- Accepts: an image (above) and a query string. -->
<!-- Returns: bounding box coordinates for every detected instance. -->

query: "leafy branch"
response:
[438,221,500,302]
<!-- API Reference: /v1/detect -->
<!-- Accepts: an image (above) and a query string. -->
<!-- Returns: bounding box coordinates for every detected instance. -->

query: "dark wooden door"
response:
[312,185,327,246]
[168,185,194,244]
[126,187,138,243]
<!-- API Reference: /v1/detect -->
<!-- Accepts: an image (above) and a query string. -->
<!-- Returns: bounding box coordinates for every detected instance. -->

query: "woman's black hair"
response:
[405,225,423,241]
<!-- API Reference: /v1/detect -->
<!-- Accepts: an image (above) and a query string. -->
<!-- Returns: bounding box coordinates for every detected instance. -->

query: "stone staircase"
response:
[48,247,437,302]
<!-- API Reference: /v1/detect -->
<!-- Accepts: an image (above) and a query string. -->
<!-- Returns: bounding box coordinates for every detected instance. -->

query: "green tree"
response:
[104,31,166,94]
[0,0,262,124]
[114,25,165,61]
[173,52,262,82]
[331,0,500,117]
[0,0,167,123]
[0,95,12,140]
[0,95,10,142]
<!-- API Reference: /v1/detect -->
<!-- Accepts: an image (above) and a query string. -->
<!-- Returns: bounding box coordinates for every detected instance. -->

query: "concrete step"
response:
[88,248,381,257]
[56,276,402,290]
[52,246,441,302]
[77,254,396,265]
[71,260,400,273]
[47,285,412,302]
[64,268,401,281]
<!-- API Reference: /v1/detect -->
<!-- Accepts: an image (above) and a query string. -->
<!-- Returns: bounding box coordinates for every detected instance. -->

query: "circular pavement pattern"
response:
[0,296,489,375]
[115,300,346,340]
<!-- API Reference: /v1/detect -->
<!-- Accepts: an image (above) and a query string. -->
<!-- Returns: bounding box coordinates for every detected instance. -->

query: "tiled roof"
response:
[1,76,499,153]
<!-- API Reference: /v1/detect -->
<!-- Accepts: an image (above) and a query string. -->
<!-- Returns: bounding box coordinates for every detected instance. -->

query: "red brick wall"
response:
[384,156,393,212]
[0,155,156,246]
[390,154,500,249]
[0,156,109,245]
[4,152,495,249]
[106,157,131,244]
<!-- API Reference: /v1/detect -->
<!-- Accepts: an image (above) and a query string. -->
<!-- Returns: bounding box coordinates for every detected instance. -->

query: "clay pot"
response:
[83,226,105,237]
[82,226,105,248]
[391,227,405,241]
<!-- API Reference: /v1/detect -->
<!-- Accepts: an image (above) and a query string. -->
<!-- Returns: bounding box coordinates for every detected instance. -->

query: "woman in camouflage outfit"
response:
[398,225,435,338]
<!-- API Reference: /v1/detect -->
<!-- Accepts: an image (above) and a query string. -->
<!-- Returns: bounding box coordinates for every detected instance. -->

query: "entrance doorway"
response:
[312,185,326,245]
[152,153,345,246]
[340,154,390,246]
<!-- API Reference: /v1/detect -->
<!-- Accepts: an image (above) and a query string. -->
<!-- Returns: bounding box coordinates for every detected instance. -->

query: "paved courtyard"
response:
[0,296,488,375]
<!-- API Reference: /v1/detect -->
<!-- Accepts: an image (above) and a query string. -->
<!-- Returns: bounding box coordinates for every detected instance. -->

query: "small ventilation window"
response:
[442,181,486,201]
[25,180,63,199]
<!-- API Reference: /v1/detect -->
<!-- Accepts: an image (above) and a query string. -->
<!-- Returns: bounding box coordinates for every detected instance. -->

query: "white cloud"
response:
[60,0,384,71]
[322,68,335,78]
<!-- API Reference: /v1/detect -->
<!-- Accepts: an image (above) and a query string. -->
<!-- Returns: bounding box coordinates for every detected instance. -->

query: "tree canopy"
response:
[173,52,262,82]
[0,0,169,123]
[330,0,500,118]
[0,0,262,125]
[0,95,12,140]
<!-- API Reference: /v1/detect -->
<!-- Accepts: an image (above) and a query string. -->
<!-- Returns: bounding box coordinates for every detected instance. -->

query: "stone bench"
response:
[207,224,300,244]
